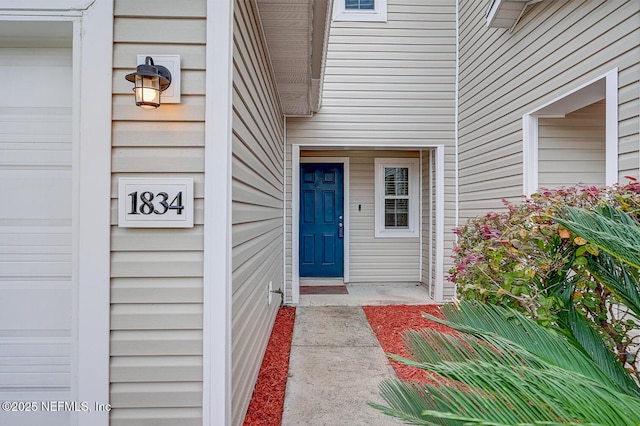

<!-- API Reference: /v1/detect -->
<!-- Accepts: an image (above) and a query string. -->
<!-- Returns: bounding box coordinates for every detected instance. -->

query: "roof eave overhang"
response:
[256,0,332,117]
[486,0,542,31]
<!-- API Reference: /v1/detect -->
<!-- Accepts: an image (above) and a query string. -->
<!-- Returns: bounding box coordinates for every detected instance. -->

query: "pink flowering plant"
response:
[451,180,640,377]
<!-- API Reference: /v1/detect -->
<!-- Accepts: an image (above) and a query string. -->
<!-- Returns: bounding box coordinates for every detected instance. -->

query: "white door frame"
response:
[523,69,619,195]
[0,2,113,425]
[296,156,351,294]
[291,144,445,303]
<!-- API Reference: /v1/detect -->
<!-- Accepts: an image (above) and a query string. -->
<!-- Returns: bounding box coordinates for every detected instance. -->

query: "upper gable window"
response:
[346,0,374,9]
[333,0,387,22]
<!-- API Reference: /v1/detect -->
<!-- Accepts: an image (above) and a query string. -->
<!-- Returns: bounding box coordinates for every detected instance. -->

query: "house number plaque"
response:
[118,178,194,228]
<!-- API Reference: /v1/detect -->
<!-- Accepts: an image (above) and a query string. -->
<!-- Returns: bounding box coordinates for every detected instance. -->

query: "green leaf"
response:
[586,244,599,256]
[553,205,640,271]
[422,302,626,390]
[372,302,640,425]
[573,256,587,266]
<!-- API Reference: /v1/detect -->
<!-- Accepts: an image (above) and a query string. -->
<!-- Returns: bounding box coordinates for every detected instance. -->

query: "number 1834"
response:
[128,191,184,215]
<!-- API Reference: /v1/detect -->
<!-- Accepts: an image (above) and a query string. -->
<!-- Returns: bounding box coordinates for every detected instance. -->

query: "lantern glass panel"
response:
[134,74,161,108]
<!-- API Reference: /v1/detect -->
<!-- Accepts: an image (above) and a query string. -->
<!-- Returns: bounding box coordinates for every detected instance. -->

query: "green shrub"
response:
[451,180,640,377]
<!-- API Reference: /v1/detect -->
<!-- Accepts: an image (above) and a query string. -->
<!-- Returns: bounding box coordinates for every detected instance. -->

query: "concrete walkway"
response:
[282,283,434,425]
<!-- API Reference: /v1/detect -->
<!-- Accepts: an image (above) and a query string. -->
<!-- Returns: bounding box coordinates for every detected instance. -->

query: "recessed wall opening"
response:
[538,100,606,189]
[523,69,618,195]
[290,145,445,304]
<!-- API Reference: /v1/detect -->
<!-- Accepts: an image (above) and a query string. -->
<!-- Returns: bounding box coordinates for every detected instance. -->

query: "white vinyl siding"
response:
[231,0,285,424]
[287,0,457,298]
[458,0,640,221]
[538,102,606,189]
[110,0,206,424]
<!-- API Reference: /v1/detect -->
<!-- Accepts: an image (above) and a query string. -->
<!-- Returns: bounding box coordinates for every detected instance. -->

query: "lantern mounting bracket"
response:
[125,55,181,108]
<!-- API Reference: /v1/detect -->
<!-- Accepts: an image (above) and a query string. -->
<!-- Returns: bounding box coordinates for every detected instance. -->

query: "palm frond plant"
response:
[553,204,640,312]
[370,301,640,425]
[553,205,640,377]
[452,186,640,385]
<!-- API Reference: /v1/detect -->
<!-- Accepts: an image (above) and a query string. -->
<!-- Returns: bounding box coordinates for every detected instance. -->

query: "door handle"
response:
[338,222,344,238]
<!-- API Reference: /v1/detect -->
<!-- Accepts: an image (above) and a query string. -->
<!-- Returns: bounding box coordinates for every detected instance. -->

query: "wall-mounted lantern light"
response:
[125,56,172,109]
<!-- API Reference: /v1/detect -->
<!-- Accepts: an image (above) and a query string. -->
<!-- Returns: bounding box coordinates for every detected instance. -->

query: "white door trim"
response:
[523,69,619,195]
[433,146,445,303]
[291,144,445,304]
[0,3,113,425]
[75,2,113,423]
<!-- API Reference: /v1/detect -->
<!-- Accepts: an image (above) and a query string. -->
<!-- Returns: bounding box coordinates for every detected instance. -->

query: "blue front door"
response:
[299,163,344,277]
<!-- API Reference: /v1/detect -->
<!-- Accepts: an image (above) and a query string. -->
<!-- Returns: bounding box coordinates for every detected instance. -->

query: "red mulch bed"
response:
[363,304,453,383]
[243,306,296,426]
[243,304,453,424]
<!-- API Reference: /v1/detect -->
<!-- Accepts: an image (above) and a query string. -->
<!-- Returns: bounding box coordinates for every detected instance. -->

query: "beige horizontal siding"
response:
[111,356,201,382]
[110,0,206,424]
[111,277,202,304]
[111,304,202,330]
[110,382,201,408]
[113,18,206,44]
[230,0,285,424]
[349,151,420,282]
[458,0,640,221]
[111,252,203,278]
[111,330,202,356]
[114,0,206,17]
[538,102,606,188]
[112,122,205,147]
[286,0,457,299]
[110,408,201,426]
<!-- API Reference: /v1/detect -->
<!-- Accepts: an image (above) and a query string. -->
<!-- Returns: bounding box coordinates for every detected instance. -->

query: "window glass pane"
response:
[384,199,409,228]
[384,167,409,196]
[346,0,375,10]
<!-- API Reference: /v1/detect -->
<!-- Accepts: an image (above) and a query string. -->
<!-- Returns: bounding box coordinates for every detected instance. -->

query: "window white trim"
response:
[374,158,420,238]
[523,69,619,195]
[332,0,387,22]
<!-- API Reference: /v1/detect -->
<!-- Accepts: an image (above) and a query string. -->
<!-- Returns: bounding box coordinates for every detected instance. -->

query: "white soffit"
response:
[486,0,536,29]
[256,0,329,116]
